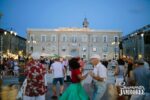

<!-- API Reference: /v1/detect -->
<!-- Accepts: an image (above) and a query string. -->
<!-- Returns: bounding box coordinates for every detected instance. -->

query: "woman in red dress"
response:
[60,57,89,100]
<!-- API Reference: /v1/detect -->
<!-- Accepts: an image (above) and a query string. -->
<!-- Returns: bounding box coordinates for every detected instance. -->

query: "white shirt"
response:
[93,62,107,82]
[14,66,19,71]
[63,60,68,67]
[51,61,65,78]
[14,61,18,66]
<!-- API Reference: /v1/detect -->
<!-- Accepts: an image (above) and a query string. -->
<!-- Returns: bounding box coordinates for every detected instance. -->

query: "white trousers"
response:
[23,94,45,100]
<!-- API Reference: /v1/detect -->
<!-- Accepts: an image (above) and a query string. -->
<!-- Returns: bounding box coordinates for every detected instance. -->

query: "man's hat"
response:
[90,54,100,60]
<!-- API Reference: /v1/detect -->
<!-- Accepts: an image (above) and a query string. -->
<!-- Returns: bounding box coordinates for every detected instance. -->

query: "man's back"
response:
[51,61,64,78]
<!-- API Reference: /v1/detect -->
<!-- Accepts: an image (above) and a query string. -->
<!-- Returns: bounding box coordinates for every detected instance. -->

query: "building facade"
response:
[0,28,26,59]
[122,24,150,61]
[27,19,122,60]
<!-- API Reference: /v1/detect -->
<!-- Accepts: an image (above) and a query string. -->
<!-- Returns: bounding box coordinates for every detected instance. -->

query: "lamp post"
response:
[0,34,3,63]
[111,42,115,59]
[141,33,144,59]
[9,30,17,55]
[112,41,119,60]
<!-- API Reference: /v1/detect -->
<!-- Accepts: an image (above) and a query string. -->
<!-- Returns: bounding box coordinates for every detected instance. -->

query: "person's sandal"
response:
[51,95,57,99]
[59,93,62,96]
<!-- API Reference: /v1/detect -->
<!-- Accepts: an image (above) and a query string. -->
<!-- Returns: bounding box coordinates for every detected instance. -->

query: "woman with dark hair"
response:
[59,58,89,100]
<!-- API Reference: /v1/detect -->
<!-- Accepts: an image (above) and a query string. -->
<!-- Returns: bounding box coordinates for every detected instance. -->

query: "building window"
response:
[63,36,66,42]
[72,35,77,43]
[51,46,56,52]
[41,35,46,42]
[62,48,66,52]
[61,35,67,42]
[51,35,56,42]
[82,55,86,59]
[30,46,33,51]
[83,47,86,52]
[114,36,119,42]
[42,47,45,51]
[93,47,97,52]
[30,35,34,41]
[144,34,150,44]
[62,46,66,52]
[92,36,97,42]
[103,35,107,43]
[103,54,107,59]
[103,46,108,52]
[82,35,88,42]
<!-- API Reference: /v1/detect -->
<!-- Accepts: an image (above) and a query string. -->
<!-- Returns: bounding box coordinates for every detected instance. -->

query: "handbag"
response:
[16,79,27,100]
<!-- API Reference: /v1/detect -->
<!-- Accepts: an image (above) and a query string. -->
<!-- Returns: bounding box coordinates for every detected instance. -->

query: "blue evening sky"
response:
[0,0,150,38]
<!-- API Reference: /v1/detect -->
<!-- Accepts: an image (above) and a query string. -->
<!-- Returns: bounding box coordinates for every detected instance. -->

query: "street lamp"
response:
[9,31,17,54]
[141,33,144,59]
[138,54,142,59]
[111,41,118,59]
[112,39,120,59]
[4,31,7,35]
[141,33,144,37]
[14,32,17,36]
[10,31,13,34]
[111,42,115,45]
[33,40,37,44]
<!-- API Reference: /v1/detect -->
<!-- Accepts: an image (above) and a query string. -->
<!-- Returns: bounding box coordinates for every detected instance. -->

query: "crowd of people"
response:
[0,58,23,78]
[0,54,150,100]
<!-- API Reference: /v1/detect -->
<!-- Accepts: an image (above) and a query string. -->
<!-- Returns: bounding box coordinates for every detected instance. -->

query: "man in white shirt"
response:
[49,58,65,99]
[13,60,19,77]
[89,54,107,100]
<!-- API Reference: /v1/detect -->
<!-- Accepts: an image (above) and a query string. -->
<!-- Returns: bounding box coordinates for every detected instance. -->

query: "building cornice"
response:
[27,27,122,33]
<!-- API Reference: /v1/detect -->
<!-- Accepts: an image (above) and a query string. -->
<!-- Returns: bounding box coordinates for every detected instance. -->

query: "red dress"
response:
[71,69,81,83]
[25,61,47,96]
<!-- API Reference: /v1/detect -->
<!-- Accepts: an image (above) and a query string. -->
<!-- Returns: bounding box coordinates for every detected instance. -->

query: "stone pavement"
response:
[45,69,115,100]
[0,67,116,100]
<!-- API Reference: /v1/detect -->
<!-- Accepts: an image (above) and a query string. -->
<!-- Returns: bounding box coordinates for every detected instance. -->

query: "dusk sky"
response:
[0,0,150,38]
